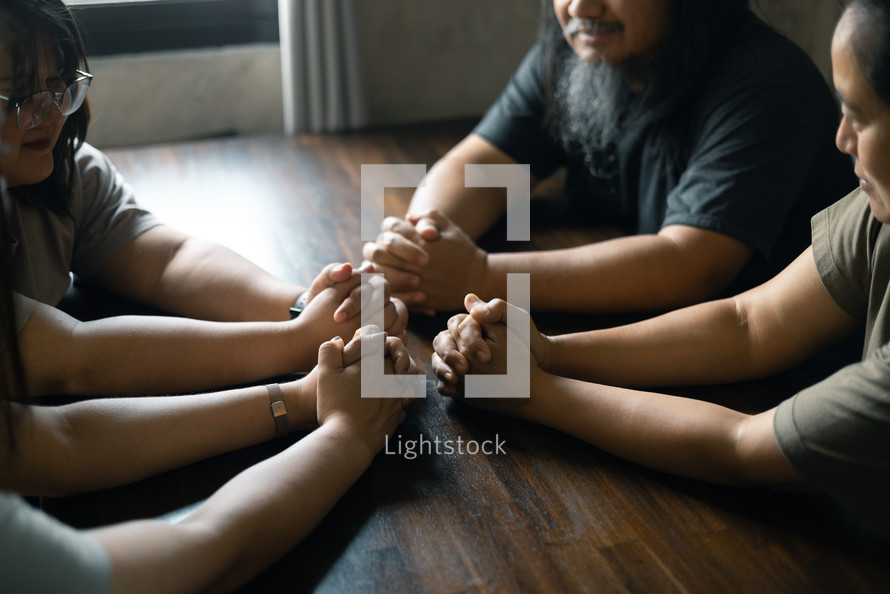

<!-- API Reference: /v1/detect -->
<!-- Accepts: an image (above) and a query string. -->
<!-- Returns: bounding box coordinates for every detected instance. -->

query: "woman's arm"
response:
[88,336,409,594]
[435,311,803,489]
[16,274,404,397]
[0,378,316,496]
[526,373,802,488]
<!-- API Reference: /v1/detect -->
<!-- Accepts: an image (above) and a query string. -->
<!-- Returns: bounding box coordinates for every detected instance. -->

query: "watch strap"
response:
[266,383,288,439]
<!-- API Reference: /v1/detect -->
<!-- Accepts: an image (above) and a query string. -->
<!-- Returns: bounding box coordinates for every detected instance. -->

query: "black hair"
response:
[3,0,90,211]
[843,0,890,105]
[0,10,29,453]
[540,0,751,165]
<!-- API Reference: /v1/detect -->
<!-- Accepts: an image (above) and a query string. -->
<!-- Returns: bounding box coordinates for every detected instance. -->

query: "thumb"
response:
[468,296,508,325]
[325,262,353,284]
[318,336,345,371]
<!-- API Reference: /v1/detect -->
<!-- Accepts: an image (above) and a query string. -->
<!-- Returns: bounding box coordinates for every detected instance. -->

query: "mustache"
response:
[565,18,624,36]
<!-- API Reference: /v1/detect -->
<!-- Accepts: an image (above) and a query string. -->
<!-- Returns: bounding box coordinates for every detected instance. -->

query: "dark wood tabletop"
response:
[41,121,890,593]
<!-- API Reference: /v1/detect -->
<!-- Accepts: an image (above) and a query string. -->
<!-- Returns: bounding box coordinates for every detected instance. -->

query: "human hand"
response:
[305,263,408,339]
[291,327,415,431]
[295,268,409,356]
[432,294,551,397]
[362,210,488,315]
[315,329,415,456]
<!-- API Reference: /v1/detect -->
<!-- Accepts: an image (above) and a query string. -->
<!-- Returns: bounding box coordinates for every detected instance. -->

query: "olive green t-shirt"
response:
[774,188,890,538]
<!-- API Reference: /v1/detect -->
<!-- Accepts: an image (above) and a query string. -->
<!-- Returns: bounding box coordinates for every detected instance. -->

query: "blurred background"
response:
[66,0,841,149]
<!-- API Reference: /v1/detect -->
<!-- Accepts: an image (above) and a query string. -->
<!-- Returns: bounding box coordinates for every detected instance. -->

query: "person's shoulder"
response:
[717,14,825,86]
[73,142,112,170]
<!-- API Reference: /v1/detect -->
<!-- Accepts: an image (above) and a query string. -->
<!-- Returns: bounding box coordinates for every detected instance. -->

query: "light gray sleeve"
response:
[0,491,112,594]
[69,143,161,279]
[774,343,890,538]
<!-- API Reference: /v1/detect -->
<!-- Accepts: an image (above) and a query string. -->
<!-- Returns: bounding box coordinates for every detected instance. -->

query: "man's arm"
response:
[486,222,754,312]
[362,134,539,310]
[434,248,860,392]
[545,247,860,385]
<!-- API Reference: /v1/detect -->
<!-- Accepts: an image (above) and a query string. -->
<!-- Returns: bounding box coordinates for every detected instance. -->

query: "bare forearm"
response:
[485,233,744,313]
[155,237,303,322]
[5,381,313,496]
[408,134,531,239]
[528,373,754,485]
[547,297,763,387]
[20,308,318,396]
[92,422,373,594]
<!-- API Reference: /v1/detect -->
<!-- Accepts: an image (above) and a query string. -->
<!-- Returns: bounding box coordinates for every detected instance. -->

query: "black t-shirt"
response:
[474,14,856,293]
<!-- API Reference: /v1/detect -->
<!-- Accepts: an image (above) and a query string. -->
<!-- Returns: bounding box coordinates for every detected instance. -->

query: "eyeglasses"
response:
[0,70,93,130]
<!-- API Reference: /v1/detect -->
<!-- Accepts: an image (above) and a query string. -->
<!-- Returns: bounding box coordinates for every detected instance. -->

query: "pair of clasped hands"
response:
[362,210,550,411]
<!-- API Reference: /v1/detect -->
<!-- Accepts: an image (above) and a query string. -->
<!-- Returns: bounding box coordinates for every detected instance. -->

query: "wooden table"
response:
[43,121,890,593]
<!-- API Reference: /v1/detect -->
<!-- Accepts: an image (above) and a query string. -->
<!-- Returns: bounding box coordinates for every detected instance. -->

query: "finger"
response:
[433,328,468,377]
[457,314,491,363]
[317,336,345,370]
[432,353,459,396]
[361,241,425,274]
[382,216,425,246]
[307,262,353,300]
[383,297,409,338]
[431,350,458,385]
[407,209,450,239]
[466,294,509,325]
[342,333,363,367]
[379,230,429,267]
[385,336,413,375]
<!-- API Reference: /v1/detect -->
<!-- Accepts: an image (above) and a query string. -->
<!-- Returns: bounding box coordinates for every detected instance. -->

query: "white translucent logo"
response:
[360,164,531,399]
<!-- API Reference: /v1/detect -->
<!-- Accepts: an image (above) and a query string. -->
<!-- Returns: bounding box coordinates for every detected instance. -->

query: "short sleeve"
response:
[774,344,890,538]
[0,491,112,593]
[472,43,566,179]
[69,143,160,279]
[661,36,845,262]
[811,189,874,322]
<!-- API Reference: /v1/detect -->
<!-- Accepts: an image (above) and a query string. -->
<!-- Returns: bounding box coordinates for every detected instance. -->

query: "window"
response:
[67,0,279,56]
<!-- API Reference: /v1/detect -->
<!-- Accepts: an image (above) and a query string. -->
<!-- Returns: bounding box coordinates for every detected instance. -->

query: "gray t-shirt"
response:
[8,142,159,336]
[774,189,890,537]
[0,491,112,593]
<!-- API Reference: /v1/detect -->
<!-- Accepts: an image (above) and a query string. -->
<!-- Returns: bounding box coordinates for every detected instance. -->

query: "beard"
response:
[554,53,642,177]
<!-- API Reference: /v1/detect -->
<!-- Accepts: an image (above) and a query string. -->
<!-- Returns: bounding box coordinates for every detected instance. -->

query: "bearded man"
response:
[364,0,854,315]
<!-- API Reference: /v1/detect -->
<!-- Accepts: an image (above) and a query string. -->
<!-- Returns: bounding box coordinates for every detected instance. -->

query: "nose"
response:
[567,0,607,19]
[835,115,857,158]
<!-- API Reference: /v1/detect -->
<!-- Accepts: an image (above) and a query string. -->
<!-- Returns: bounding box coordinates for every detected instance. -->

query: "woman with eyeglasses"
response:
[0,0,409,475]
[433,0,890,538]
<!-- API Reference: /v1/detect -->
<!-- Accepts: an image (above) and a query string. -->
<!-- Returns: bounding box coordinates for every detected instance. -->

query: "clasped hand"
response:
[432,294,552,399]
[316,327,418,457]
[361,210,489,315]
[297,262,409,348]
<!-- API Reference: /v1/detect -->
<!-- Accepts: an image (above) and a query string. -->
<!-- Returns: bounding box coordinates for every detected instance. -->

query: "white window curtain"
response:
[278,0,367,134]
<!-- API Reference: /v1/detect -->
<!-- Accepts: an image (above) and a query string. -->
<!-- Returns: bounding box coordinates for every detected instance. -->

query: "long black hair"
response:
[540,0,751,164]
[844,0,890,106]
[0,11,29,453]
[3,0,90,211]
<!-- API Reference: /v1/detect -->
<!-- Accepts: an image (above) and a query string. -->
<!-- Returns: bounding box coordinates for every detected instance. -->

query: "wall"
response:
[86,0,841,149]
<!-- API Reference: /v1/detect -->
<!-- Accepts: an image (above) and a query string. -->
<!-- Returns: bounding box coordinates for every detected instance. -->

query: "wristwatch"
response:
[289,291,309,319]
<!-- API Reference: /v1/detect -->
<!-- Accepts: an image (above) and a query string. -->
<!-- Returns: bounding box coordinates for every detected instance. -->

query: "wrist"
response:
[479,251,506,301]
[285,316,318,372]
[319,415,377,463]
[282,377,317,432]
